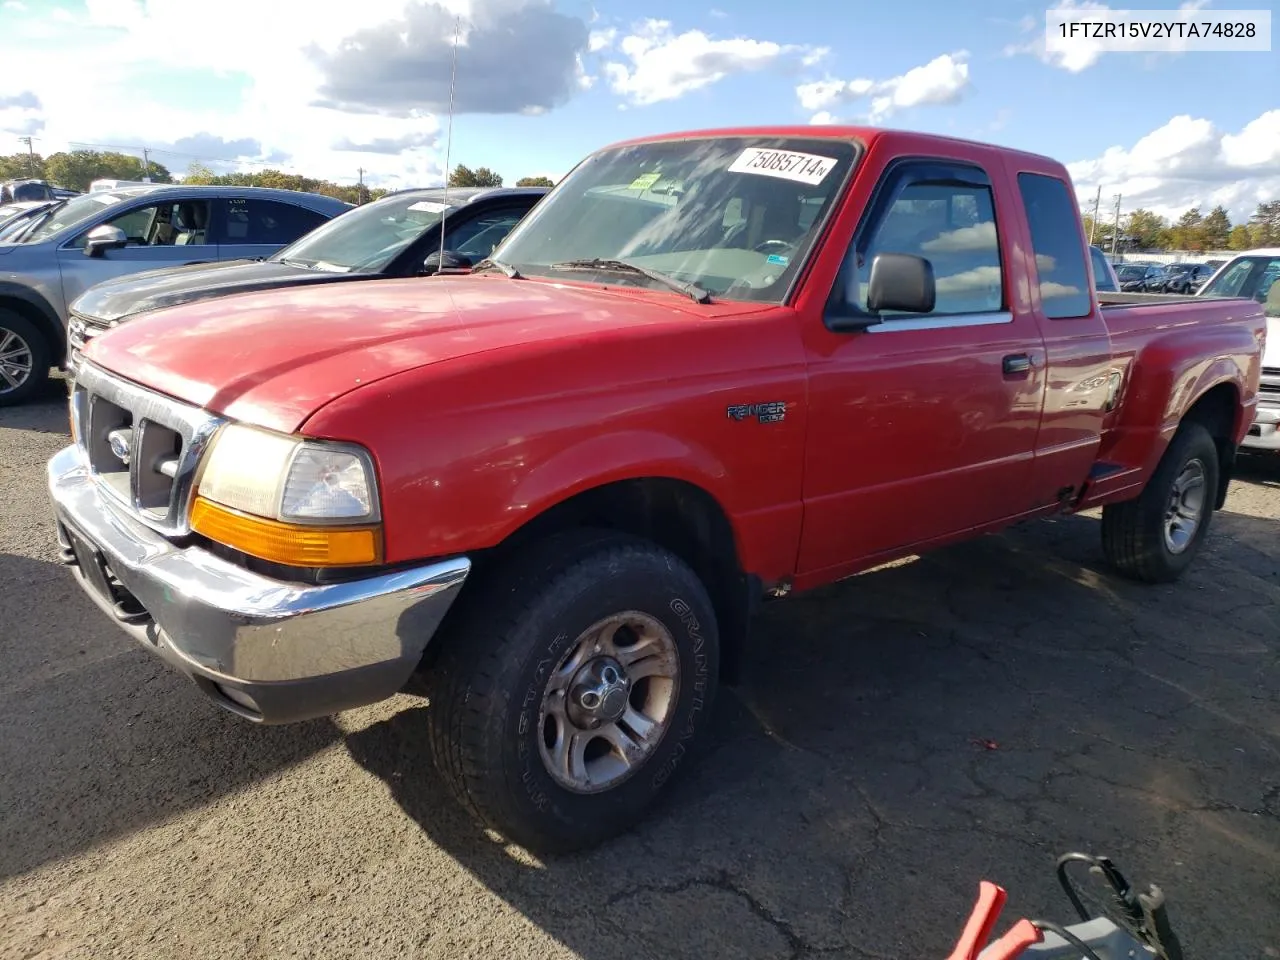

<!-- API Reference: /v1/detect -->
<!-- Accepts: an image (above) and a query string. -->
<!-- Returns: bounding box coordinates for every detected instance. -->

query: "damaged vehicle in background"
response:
[65,185,548,377]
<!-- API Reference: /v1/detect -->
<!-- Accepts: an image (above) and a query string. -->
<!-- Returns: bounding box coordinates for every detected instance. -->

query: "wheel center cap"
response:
[598,686,628,722]
[568,656,630,727]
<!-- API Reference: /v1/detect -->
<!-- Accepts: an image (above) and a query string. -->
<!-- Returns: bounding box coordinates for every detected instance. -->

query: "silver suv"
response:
[0,185,351,405]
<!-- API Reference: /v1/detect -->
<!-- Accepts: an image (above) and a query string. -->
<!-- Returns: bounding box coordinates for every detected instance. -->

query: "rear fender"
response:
[1102,328,1253,477]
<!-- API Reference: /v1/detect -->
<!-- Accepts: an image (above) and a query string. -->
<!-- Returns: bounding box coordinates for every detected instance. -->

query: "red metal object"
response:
[85,126,1265,575]
[946,881,1042,960]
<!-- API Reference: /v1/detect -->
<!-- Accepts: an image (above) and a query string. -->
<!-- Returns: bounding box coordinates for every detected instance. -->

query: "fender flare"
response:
[504,429,739,544]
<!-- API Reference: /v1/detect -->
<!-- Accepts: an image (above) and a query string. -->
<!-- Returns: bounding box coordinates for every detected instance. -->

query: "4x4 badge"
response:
[726,401,786,424]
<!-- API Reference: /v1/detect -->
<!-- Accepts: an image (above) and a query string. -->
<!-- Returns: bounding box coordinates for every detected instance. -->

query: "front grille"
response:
[70,363,224,535]
[66,310,113,353]
[1262,366,1280,379]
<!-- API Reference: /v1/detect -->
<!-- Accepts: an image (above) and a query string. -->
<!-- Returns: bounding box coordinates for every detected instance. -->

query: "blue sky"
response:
[1,0,1276,222]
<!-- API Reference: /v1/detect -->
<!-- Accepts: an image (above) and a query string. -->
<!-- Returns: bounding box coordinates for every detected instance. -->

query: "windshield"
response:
[1116,265,1146,279]
[20,192,130,244]
[271,192,457,273]
[1199,255,1280,316]
[491,136,858,303]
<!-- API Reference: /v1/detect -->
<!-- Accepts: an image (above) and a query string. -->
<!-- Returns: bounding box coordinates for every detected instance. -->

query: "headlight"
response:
[190,423,383,567]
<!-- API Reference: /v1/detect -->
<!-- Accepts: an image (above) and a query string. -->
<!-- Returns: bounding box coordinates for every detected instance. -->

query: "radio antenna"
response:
[438,15,460,269]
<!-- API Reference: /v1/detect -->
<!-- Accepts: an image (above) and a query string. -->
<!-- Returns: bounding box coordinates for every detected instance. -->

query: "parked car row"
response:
[43,125,1267,855]
[0,181,548,405]
[1112,259,1218,294]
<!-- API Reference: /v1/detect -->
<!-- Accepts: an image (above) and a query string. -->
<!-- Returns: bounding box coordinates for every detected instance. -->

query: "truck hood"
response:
[71,258,365,324]
[85,274,735,433]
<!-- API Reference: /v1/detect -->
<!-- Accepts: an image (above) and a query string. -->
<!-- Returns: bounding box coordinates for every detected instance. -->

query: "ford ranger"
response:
[47,127,1265,854]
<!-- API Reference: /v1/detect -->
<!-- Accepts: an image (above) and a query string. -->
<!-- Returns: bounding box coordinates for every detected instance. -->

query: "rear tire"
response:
[426,529,720,854]
[0,309,50,407]
[1101,420,1219,583]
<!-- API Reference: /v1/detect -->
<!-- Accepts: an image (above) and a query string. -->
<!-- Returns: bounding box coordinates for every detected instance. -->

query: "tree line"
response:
[0,151,555,204]
[1084,200,1280,253]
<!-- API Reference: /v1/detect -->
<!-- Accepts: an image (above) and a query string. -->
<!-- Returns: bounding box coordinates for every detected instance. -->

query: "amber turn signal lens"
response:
[190,496,382,567]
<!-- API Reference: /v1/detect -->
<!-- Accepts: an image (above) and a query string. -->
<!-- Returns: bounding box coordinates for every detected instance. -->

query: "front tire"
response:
[1101,420,1219,583]
[0,309,50,407]
[426,529,720,853]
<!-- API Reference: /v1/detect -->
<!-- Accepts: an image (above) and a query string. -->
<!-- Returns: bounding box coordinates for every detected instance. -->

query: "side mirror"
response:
[421,250,473,276]
[83,224,127,258]
[828,252,936,332]
[866,252,935,313]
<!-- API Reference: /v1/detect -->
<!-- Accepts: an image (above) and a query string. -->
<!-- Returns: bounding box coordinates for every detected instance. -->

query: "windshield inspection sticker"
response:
[628,172,662,191]
[408,200,450,213]
[766,254,790,266]
[728,148,837,185]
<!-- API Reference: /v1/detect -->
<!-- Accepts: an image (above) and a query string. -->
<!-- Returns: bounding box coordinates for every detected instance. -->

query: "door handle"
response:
[1002,354,1032,375]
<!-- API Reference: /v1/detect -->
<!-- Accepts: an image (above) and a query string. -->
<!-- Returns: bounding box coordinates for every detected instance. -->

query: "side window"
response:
[68,199,212,248]
[850,166,1004,318]
[224,199,328,245]
[447,209,528,259]
[1017,173,1092,319]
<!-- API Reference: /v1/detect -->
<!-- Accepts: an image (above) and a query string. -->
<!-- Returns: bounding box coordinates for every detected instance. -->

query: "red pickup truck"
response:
[49,127,1264,853]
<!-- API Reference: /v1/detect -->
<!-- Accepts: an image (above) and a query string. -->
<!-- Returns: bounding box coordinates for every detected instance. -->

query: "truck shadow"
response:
[346,510,1279,959]
[0,549,345,883]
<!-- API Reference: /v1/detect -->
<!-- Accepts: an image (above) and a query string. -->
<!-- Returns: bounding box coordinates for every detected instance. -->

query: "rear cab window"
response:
[1017,173,1092,318]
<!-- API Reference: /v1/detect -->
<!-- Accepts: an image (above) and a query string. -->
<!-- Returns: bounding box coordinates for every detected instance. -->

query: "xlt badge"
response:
[726,401,786,424]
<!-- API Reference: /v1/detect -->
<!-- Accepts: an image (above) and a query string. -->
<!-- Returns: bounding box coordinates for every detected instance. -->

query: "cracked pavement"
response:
[2,379,1278,959]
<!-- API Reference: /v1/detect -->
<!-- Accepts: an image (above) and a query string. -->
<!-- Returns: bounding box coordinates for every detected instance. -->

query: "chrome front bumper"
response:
[47,444,471,723]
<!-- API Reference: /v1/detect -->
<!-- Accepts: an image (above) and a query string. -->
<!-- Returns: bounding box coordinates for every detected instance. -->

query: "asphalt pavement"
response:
[2,376,1277,959]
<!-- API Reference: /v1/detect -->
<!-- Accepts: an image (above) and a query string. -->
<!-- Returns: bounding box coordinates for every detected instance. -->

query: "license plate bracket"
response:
[65,525,115,604]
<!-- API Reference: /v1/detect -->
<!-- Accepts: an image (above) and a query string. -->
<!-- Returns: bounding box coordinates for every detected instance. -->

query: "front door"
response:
[57,197,218,309]
[797,156,1047,578]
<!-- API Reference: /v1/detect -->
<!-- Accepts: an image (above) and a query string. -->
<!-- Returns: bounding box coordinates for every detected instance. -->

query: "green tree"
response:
[180,160,385,205]
[1123,208,1169,249]
[448,164,502,187]
[1200,205,1231,250]
[516,175,554,187]
[1227,225,1253,251]
[43,150,172,191]
[0,152,45,180]
[1167,206,1204,251]
[1249,200,1280,247]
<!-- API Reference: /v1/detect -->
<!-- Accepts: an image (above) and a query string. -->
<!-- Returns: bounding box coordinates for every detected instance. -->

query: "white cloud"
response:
[0,0,586,189]
[588,27,616,52]
[1067,110,1280,221]
[1003,0,1215,72]
[795,52,970,125]
[602,19,816,106]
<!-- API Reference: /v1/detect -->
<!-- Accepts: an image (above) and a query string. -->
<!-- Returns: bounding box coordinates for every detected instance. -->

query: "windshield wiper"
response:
[549,258,711,304]
[472,257,522,279]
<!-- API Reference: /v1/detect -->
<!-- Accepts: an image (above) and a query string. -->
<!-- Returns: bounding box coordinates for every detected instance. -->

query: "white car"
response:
[1198,249,1280,450]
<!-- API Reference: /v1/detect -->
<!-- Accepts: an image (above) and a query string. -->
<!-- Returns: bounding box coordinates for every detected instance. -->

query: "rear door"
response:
[56,195,218,308]
[212,197,331,261]
[796,154,1048,576]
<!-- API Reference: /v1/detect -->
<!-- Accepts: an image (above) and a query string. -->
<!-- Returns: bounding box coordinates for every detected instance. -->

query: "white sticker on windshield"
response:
[728,148,837,186]
[91,194,123,205]
[408,200,450,213]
